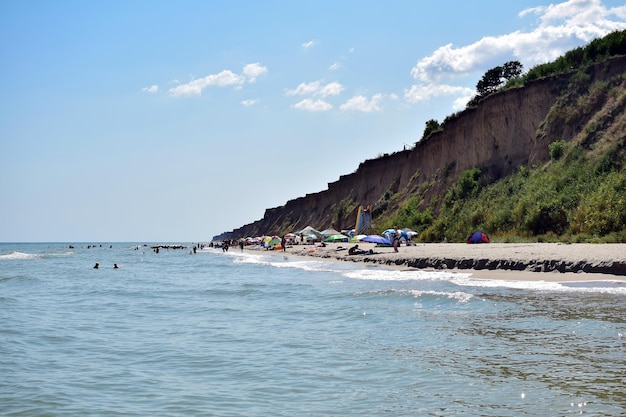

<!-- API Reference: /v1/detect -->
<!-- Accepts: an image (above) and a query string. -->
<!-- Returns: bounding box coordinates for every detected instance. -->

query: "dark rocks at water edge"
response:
[346,256,626,276]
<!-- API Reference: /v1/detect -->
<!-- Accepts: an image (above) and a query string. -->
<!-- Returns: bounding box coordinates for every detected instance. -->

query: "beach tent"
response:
[296,226,322,237]
[467,230,490,244]
[304,234,319,244]
[320,228,342,237]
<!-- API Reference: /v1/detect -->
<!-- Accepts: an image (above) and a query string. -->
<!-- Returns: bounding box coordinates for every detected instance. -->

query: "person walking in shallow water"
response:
[393,226,400,252]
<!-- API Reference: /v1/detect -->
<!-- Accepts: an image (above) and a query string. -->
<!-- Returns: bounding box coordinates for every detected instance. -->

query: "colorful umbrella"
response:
[323,234,349,242]
[360,235,392,245]
[267,237,281,246]
[350,234,367,242]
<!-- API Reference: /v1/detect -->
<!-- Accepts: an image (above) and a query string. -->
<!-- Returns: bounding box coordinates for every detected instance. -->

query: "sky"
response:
[1,0,625,242]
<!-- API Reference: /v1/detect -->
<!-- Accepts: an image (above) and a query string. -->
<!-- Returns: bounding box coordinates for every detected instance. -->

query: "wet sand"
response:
[264,242,626,282]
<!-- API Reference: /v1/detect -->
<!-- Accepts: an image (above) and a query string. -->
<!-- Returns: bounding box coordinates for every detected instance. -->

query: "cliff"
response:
[214,55,626,241]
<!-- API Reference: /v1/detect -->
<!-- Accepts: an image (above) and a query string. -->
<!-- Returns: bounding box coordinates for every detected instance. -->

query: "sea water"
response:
[1,242,625,416]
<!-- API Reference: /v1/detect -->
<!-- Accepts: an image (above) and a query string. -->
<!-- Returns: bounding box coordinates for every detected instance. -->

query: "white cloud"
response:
[292,98,332,111]
[329,62,341,70]
[286,81,321,96]
[411,0,626,84]
[302,40,317,49]
[243,63,268,82]
[404,84,474,104]
[452,94,476,111]
[169,63,267,97]
[318,82,344,97]
[340,94,384,112]
[286,81,344,97]
[142,85,158,94]
[241,99,259,107]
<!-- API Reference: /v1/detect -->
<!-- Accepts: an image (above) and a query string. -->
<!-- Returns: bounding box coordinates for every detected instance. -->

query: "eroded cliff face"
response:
[215,56,626,241]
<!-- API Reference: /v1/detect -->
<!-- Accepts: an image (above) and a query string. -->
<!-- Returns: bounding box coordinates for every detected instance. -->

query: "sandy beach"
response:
[257,242,626,282]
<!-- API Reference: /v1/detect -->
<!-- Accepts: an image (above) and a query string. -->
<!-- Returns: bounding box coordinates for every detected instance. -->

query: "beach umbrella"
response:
[384,228,408,237]
[383,228,409,241]
[360,235,392,245]
[267,237,281,247]
[350,234,367,242]
[324,234,349,243]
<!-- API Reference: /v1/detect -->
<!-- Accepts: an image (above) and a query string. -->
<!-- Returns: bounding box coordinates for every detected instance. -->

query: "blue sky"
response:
[2,0,625,242]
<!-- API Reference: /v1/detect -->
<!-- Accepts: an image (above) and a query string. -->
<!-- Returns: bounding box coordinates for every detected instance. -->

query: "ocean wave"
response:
[407,289,474,303]
[342,268,471,282]
[354,288,474,305]
[0,251,43,260]
[231,251,347,273]
[452,274,626,295]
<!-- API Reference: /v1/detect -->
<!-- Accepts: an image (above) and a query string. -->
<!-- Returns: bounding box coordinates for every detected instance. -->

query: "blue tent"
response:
[467,230,490,244]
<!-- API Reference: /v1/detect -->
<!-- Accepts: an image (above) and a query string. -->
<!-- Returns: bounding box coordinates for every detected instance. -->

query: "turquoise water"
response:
[1,242,625,416]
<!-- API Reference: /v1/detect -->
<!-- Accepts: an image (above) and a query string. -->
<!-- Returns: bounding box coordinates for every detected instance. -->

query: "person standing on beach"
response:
[393,226,400,252]
[281,236,286,252]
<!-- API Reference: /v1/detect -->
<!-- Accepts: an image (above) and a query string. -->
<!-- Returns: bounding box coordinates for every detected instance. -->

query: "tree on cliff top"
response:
[420,119,442,142]
[474,60,523,99]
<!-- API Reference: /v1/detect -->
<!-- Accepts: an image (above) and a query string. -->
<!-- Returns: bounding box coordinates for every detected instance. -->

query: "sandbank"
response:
[252,242,626,283]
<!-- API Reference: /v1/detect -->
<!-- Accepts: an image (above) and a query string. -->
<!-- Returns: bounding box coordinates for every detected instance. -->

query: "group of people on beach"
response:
[220,224,407,254]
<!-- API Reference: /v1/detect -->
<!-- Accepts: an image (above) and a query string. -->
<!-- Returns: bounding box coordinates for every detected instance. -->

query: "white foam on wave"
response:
[342,268,471,282]
[232,250,342,273]
[407,289,474,303]
[0,251,43,260]
[453,273,626,295]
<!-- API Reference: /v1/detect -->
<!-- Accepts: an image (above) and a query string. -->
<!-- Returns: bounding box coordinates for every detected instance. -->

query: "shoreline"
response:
[247,242,626,283]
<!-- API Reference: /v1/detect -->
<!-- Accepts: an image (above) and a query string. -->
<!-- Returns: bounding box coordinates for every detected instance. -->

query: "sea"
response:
[1,242,625,417]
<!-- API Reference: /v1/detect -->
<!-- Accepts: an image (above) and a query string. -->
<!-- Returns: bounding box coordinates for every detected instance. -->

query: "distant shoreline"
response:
[248,242,626,282]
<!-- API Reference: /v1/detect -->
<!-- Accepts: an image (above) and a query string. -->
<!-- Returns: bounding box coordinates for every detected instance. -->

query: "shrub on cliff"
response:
[524,30,626,82]
[549,140,566,160]
[416,139,625,242]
